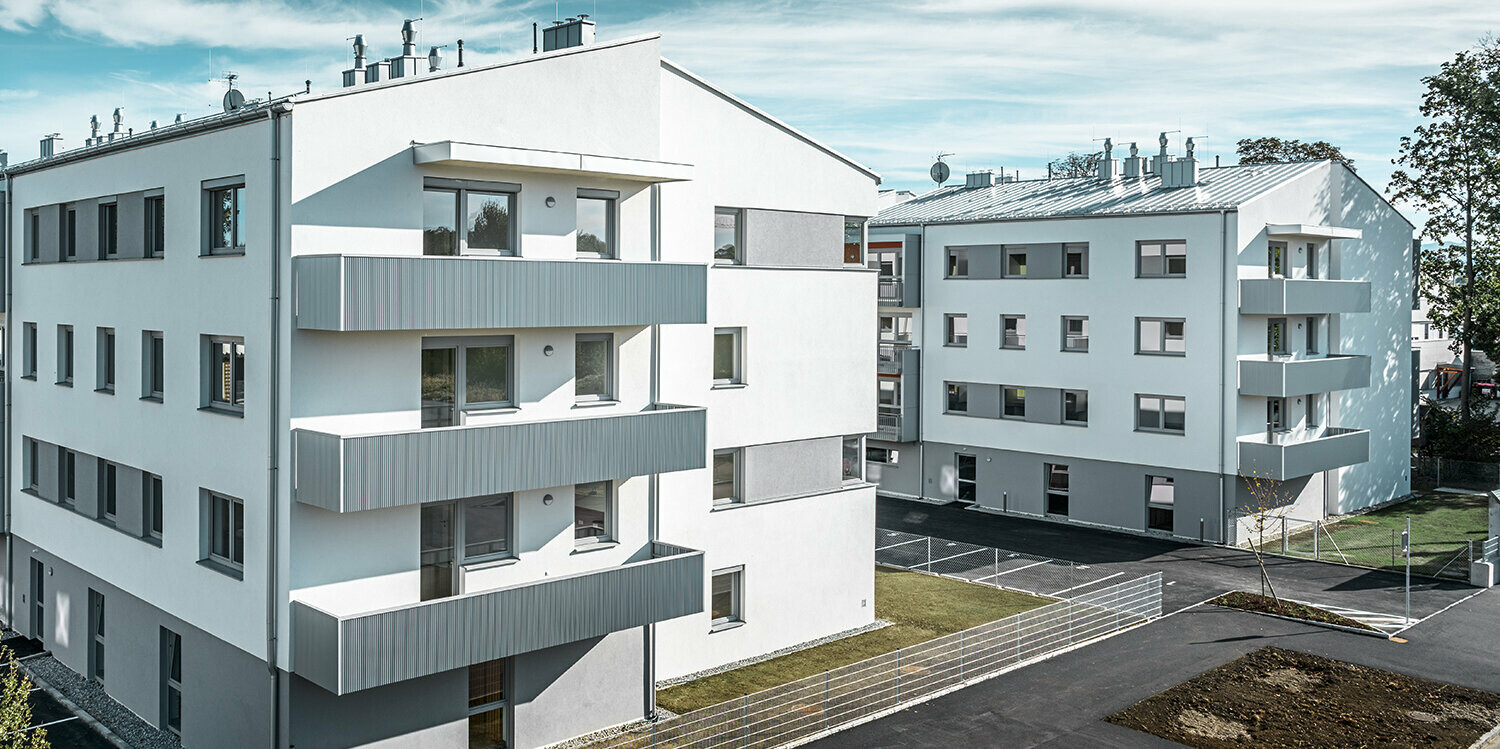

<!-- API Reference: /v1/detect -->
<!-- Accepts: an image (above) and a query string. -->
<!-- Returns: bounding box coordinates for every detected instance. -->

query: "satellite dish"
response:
[223,89,246,112]
[930,161,951,185]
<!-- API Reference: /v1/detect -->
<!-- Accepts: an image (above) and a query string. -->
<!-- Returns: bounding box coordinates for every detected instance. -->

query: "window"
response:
[1136,394,1186,434]
[1045,463,1069,515]
[468,659,507,749]
[713,449,741,506]
[1003,387,1026,418]
[955,454,977,502]
[574,333,614,402]
[145,196,165,257]
[205,492,245,573]
[843,217,865,265]
[1267,397,1287,431]
[1306,317,1320,354]
[62,207,77,260]
[714,208,742,264]
[576,190,617,257]
[1268,318,1288,355]
[842,436,862,481]
[412,495,523,597]
[27,211,39,262]
[713,328,743,385]
[1063,389,1088,425]
[423,183,518,256]
[463,494,511,559]
[98,202,118,258]
[1136,317,1186,355]
[944,314,968,346]
[25,439,38,492]
[710,567,744,628]
[946,248,969,278]
[1306,243,1320,279]
[99,461,118,522]
[1003,246,1027,278]
[1137,240,1187,277]
[1001,315,1026,349]
[574,481,611,544]
[22,323,36,379]
[866,446,899,465]
[1306,393,1320,428]
[1064,243,1089,277]
[1062,316,1089,352]
[874,250,903,300]
[205,183,244,254]
[58,325,74,385]
[878,378,901,408]
[422,337,514,427]
[143,331,165,400]
[420,503,456,601]
[1146,476,1174,532]
[144,473,164,541]
[88,590,105,683]
[161,628,182,735]
[879,314,912,343]
[58,448,76,505]
[1268,241,1287,277]
[97,328,115,393]
[946,382,968,413]
[205,336,245,412]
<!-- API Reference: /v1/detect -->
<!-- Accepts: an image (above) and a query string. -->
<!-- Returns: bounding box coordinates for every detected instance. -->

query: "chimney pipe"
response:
[40,133,63,158]
[401,19,418,56]
[457,39,465,67]
[533,22,538,53]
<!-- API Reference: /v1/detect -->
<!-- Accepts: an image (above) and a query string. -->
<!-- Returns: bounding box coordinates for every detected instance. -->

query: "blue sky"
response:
[1,0,1497,204]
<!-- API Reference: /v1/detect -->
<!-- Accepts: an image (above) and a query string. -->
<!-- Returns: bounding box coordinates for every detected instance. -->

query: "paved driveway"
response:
[878,497,1478,623]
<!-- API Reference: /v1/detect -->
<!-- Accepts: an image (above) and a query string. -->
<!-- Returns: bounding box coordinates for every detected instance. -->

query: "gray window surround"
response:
[1135,394,1187,435]
[946,382,969,414]
[1002,386,1026,419]
[201,490,245,578]
[22,192,167,265]
[97,327,115,393]
[1137,239,1187,278]
[1268,317,1288,356]
[710,566,744,631]
[1002,246,1027,278]
[1062,316,1089,352]
[866,446,898,465]
[1045,463,1069,516]
[576,189,618,259]
[1001,315,1026,349]
[573,481,613,546]
[22,323,36,379]
[1064,243,1089,278]
[712,328,744,386]
[422,177,521,257]
[99,460,118,523]
[25,439,39,491]
[1062,389,1088,426]
[20,435,163,546]
[57,325,74,386]
[1306,242,1320,279]
[709,437,844,510]
[161,628,182,735]
[1306,316,1320,354]
[1136,317,1186,356]
[143,331,165,401]
[27,211,39,262]
[712,448,741,506]
[421,335,517,426]
[202,335,246,415]
[145,473,164,542]
[145,194,165,258]
[59,447,76,506]
[1146,475,1175,532]
[946,248,968,278]
[713,207,742,265]
[62,206,77,261]
[202,177,246,256]
[574,333,615,403]
[1268,240,1288,278]
[98,201,118,259]
[88,589,105,683]
[944,314,968,347]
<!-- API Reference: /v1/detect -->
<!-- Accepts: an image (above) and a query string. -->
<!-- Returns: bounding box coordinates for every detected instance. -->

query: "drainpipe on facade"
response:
[644,182,662,721]
[3,170,12,628]
[266,99,293,748]
[1217,209,1229,544]
[917,222,928,501]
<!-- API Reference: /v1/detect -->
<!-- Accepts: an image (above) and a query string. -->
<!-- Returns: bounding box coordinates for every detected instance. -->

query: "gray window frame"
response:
[26,439,39,492]
[946,382,968,414]
[955,453,977,502]
[1062,389,1088,425]
[22,322,36,379]
[866,446,899,465]
[144,473,164,542]
[57,325,74,386]
[1135,317,1186,356]
[710,566,745,630]
[945,248,969,278]
[97,327,115,393]
[143,331,165,401]
[1002,386,1026,419]
[422,178,521,257]
[27,210,39,262]
[1306,316,1320,354]
[1062,316,1089,352]
[1146,475,1175,532]
[1001,314,1026,349]
[713,207,743,265]
[574,332,615,403]
[573,481,614,546]
[99,460,118,523]
[202,490,245,576]
[1137,239,1187,278]
[1268,317,1288,356]
[576,189,618,259]
[145,195,165,258]
[712,328,744,386]
[98,200,118,259]
[421,335,517,426]
[712,448,742,507]
[1002,245,1027,278]
[944,314,968,347]
[1135,394,1187,435]
[203,179,246,255]
[1268,240,1287,278]
[203,335,246,414]
[62,206,77,261]
[59,447,76,506]
[161,628,182,735]
[1045,463,1069,516]
[1064,243,1089,278]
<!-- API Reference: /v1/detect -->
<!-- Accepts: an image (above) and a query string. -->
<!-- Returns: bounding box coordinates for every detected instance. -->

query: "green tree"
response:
[1391,38,1500,420]
[0,645,47,749]
[1049,151,1100,178]
[1236,137,1354,170]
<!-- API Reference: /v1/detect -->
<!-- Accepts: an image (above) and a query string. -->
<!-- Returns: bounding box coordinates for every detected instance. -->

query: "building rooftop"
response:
[871,160,1326,227]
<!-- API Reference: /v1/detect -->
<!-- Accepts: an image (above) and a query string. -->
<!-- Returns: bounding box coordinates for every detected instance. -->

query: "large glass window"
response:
[575,333,613,402]
[466,191,513,254]
[956,454,977,502]
[714,208,741,264]
[205,492,245,571]
[420,503,456,601]
[207,337,245,411]
[577,192,615,257]
[1147,476,1175,532]
[1137,318,1186,355]
[713,449,740,506]
[1063,389,1089,425]
[711,568,743,628]
[574,481,611,544]
[1045,464,1069,516]
[713,328,742,385]
[206,185,244,254]
[423,184,517,256]
[1137,240,1187,277]
[422,337,513,427]
[1136,394,1187,434]
[463,494,511,559]
[423,188,459,256]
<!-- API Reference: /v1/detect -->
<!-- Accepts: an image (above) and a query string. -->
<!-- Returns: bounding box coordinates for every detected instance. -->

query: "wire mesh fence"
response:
[1236,513,1476,580]
[874,529,1118,599]
[590,571,1162,749]
[1412,455,1500,490]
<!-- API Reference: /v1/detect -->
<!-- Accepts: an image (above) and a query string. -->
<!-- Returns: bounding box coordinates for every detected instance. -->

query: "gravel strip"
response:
[656,619,893,688]
[21,654,180,749]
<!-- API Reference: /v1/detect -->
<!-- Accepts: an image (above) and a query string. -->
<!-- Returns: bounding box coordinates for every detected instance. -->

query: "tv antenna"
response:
[930,152,954,185]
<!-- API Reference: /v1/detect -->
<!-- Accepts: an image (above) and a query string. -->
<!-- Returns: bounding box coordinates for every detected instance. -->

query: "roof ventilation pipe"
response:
[1150,131,1172,175]
[1123,142,1146,179]
[1096,137,1119,179]
[542,14,596,51]
[343,34,367,88]
[86,115,100,147]
[388,19,425,79]
[1161,137,1200,188]
[965,170,995,189]
[39,134,62,158]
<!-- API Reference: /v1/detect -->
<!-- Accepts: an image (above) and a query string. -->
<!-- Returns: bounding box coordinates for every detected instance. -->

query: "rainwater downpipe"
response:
[266,99,292,748]
[1217,209,1229,544]
[644,182,662,720]
[917,222,928,500]
[3,171,13,627]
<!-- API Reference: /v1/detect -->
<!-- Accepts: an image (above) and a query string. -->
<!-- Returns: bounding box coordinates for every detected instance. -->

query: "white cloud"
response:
[0,88,39,101]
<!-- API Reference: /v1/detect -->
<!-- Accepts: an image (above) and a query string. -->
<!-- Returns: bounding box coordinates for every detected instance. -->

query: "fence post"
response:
[993,547,999,585]
[896,649,902,702]
[1281,516,1287,554]
[1437,457,1442,488]
[1313,520,1319,560]
[960,629,966,680]
[1392,530,1397,569]
[926,536,932,572]
[824,670,830,730]
[742,694,750,749]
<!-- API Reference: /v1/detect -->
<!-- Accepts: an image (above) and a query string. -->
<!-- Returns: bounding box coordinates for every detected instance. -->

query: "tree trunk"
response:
[1462,196,1474,421]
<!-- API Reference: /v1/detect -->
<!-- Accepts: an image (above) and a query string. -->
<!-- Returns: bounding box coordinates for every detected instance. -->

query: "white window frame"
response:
[712,328,744,386]
[712,448,742,507]
[574,332,615,403]
[1136,317,1186,356]
[944,314,968,347]
[1136,394,1187,435]
[1062,316,1089,352]
[710,566,745,630]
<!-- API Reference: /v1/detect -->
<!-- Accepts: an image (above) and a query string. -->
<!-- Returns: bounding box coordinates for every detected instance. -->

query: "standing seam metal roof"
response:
[870,160,1325,226]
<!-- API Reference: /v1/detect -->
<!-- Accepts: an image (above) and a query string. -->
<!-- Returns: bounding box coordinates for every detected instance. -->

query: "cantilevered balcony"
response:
[1237,426,1370,480]
[874,349,919,443]
[294,405,706,512]
[1238,354,1371,397]
[291,541,704,695]
[1239,278,1370,315]
[294,255,706,332]
[877,344,918,375]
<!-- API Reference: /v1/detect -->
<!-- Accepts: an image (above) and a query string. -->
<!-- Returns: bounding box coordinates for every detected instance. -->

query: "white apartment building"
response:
[867,140,1413,541]
[0,21,878,748]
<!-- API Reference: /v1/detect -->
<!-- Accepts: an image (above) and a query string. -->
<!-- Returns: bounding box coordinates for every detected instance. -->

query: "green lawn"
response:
[1277,491,1491,576]
[655,567,1048,715]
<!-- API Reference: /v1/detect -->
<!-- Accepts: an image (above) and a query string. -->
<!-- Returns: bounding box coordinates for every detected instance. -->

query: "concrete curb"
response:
[1469,721,1500,749]
[1207,600,1390,639]
[23,666,132,749]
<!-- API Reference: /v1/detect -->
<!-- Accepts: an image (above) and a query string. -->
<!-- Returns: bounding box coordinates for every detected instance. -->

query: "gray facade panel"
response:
[866,439,920,498]
[901,235,923,307]
[288,671,467,749]
[295,405,706,512]
[743,437,842,503]
[1239,354,1372,397]
[20,436,160,546]
[1025,387,1063,425]
[512,631,646,749]
[1023,243,1064,279]
[1238,428,1370,480]
[294,543,704,694]
[294,255,708,332]
[1239,278,1371,315]
[744,209,843,268]
[948,244,1002,279]
[965,383,1001,420]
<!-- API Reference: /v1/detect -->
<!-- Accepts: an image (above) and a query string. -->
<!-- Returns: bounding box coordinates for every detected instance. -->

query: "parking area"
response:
[877,529,1132,599]
[877,498,1479,628]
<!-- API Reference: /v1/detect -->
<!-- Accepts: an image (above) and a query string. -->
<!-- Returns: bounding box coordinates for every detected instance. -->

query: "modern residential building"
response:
[0,20,878,748]
[867,140,1414,542]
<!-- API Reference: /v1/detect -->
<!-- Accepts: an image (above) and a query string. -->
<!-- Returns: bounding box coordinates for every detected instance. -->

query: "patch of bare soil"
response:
[1106,647,1500,748]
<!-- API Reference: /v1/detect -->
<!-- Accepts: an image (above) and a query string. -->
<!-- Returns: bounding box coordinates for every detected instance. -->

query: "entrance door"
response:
[1268,241,1286,277]
[955,454,977,503]
[1267,398,1286,432]
[29,559,43,641]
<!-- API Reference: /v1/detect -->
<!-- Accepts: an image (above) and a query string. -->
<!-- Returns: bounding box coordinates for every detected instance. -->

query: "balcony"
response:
[294,255,706,332]
[1239,278,1370,315]
[877,278,907,305]
[869,234,921,308]
[877,344,918,375]
[294,405,706,512]
[1238,355,1371,397]
[291,541,704,695]
[1237,426,1370,480]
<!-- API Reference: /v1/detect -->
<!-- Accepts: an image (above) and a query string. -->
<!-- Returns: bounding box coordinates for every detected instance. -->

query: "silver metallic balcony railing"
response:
[1238,354,1371,397]
[1238,426,1370,480]
[1239,278,1370,315]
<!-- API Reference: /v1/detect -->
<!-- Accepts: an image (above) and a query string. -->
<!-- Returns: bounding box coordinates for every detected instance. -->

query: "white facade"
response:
[868,156,1413,540]
[2,29,877,749]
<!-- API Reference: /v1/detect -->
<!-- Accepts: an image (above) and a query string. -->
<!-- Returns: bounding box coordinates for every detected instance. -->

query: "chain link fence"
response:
[1237,513,1478,581]
[590,569,1162,749]
[1412,455,1500,491]
[874,530,1119,598]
